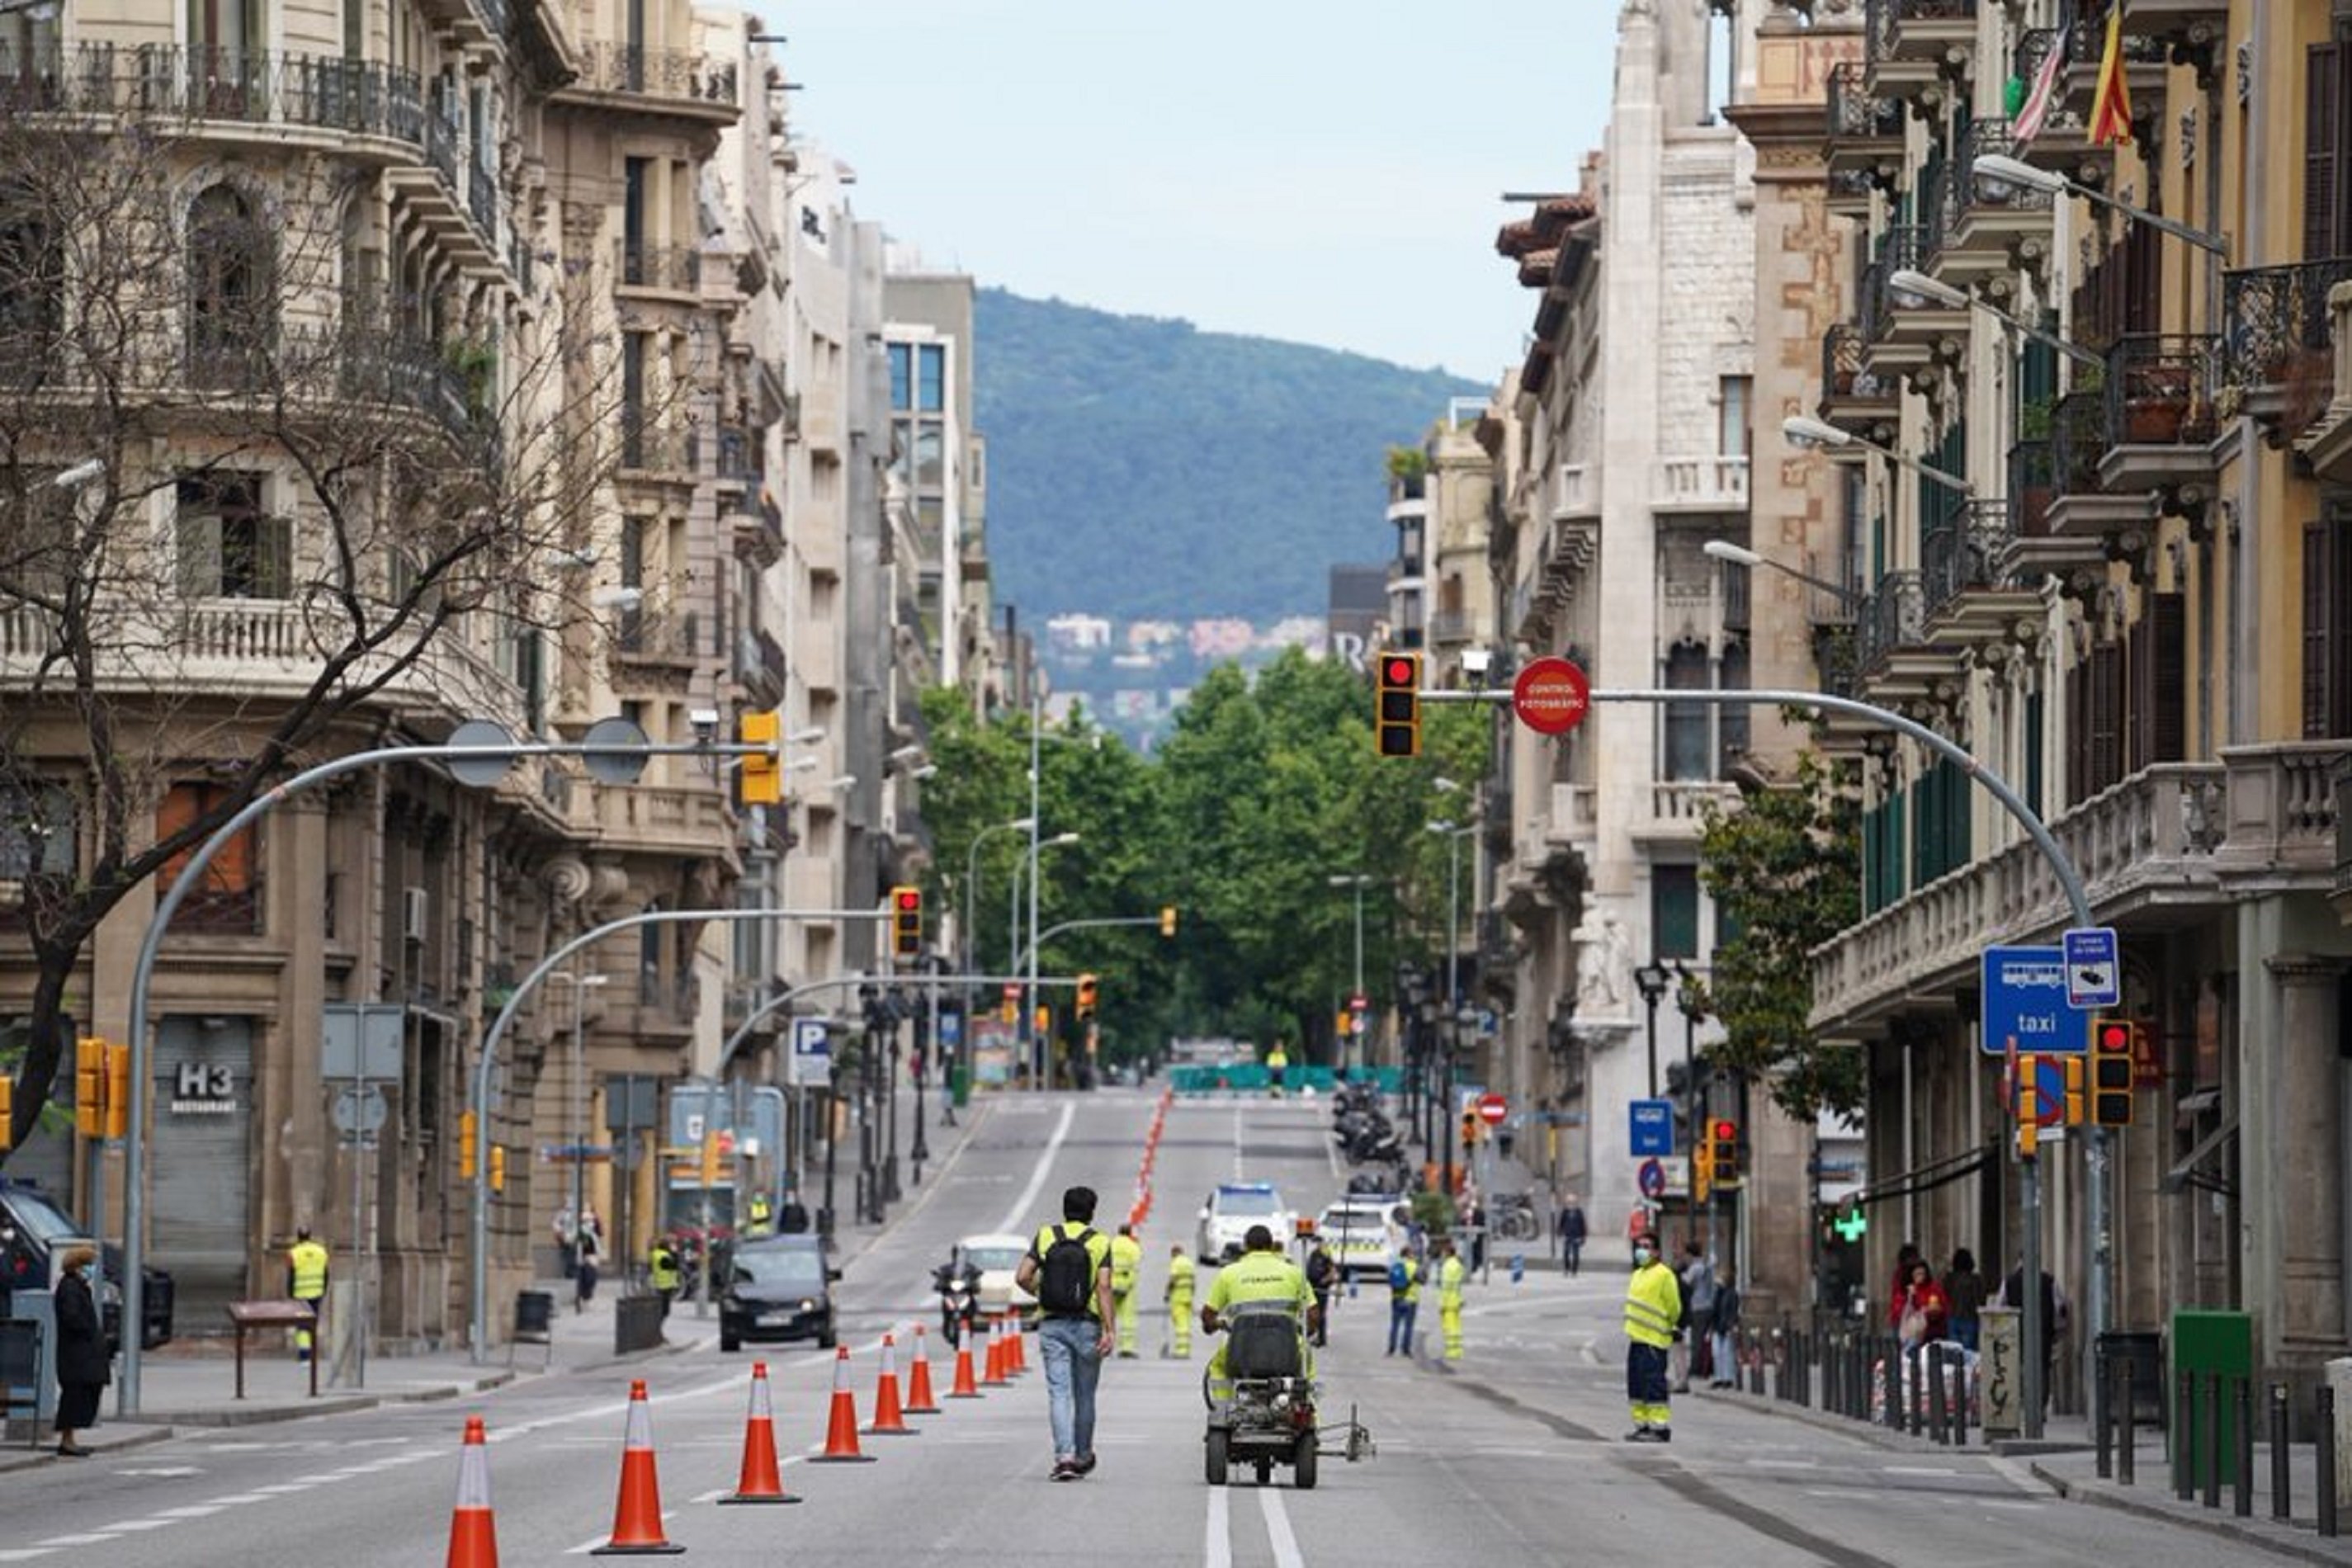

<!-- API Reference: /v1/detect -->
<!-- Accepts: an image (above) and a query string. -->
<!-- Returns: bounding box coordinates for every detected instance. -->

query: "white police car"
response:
[1196,1182,1292,1263]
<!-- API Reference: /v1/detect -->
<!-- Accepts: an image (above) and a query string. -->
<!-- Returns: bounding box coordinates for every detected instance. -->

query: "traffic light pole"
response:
[1425,682,2099,1443]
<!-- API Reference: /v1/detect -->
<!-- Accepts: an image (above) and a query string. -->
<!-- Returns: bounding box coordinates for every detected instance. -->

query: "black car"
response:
[0,1180,176,1351]
[719,1236,838,1353]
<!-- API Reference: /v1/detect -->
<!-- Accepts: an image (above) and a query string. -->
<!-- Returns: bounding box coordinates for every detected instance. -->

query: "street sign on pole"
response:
[2062,926,2121,1009]
[1979,946,2078,1056]
[1476,1092,1508,1126]
[1510,656,1592,736]
[1629,1098,1674,1157]
[788,1018,831,1088]
[1637,1157,1666,1200]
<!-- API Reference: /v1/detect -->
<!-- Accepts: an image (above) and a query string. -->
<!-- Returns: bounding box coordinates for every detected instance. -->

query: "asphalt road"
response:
[0,1089,2275,1565]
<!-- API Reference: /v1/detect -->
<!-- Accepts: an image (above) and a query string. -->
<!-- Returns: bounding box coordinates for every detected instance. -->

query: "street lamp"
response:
[1670,962,1712,1262]
[1783,416,1974,498]
[1427,820,1477,1198]
[1702,540,1866,608]
[1972,153,2230,257]
[964,816,1037,979]
[547,970,609,1294]
[1327,874,1376,1069]
[1632,961,1671,1101]
[1015,829,1081,1088]
[1886,268,2104,369]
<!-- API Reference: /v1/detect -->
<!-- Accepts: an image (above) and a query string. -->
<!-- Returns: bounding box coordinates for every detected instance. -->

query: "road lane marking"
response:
[0,1550,54,1561]
[1204,1481,1230,1568]
[97,1519,173,1533]
[153,1505,226,1517]
[566,1509,678,1555]
[34,1536,119,1547]
[1258,1486,1305,1568]
[995,1100,1078,1234]
[1884,1465,1958,1477]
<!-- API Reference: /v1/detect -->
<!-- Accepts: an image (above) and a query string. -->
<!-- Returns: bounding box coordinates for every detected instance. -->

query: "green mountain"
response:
[975,289,1488,627]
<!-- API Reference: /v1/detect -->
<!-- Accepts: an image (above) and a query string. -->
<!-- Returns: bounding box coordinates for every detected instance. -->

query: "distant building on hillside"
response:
[1264,616,1326,652]
[1188,619,1256,660]
[1046,614,1114,653]
[1128,621,1183,653]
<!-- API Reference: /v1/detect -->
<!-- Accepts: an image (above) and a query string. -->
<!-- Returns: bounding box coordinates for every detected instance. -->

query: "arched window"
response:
[187,183,273,383]
[1662,637,1712,782]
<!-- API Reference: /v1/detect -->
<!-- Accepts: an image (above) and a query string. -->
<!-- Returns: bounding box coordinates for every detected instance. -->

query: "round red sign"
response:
[1512,656,1591,736]
[1476,1092,1508,1126]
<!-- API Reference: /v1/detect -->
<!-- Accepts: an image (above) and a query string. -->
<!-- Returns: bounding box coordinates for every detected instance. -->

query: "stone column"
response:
[2267,954,2350,1372]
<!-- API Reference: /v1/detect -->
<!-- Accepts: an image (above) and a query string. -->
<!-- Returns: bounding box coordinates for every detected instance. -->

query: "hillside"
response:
[975,289,1489,627]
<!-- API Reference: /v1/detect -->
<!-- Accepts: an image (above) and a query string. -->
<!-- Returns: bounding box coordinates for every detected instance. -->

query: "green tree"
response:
[1688,753,1864,1121]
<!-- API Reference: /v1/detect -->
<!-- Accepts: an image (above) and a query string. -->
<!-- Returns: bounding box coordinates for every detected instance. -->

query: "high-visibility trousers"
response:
[1168,1292,1193,1358]
[1439,1300,1463,1360]
[295,1296,324,1358]
[1115,1288,1139,1354]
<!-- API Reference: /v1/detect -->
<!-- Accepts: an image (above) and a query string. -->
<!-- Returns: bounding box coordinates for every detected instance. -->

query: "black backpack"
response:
[1037,1224,1098,1315]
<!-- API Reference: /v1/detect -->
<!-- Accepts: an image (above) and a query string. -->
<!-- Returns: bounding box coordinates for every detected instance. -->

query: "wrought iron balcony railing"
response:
[617,241,701,291]
[2104,333,2218,446]
[1858,225,1931,345]
[1826,60,1905,139]
[574,42,739,107]
[1857,569,1926,673]
[0,40,431,144]
[1921,498,2019,620]
[2223,260,2352,437]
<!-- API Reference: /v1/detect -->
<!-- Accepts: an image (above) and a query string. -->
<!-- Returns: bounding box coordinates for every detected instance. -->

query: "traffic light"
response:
[459,1108,479,1179]
[701,1127,722,1188]
[2062,1055,2085,1126]
[2015,1053,2038,1159]
[890,884,923,959]
[2091,1017,2137,1126]
[489,1143,507,1193]
[1708,1119,1740,1186]
[739,709,782,805]
[0,1074,12,1152]
[1691,1137,1713,1202]
[74,1036,105,1138]
[1461,1108,1480,1148]
[1075,973,1099,1018]
[1159,904,1178,938]
[1375,650,1422,758]
[105,1043,130,1141]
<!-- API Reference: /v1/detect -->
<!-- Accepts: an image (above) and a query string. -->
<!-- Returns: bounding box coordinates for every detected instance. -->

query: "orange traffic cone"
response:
[591,1380,684,1556]
[445,1415,498,1568]
[1009,1317,1030,1374]
[947,1329,983,1399]
[865,1333,918,1436]
[982,1319,1009,1386]
[808,1345,876,1464]
[904,1325,942,1415]
[719,1362,800,1505]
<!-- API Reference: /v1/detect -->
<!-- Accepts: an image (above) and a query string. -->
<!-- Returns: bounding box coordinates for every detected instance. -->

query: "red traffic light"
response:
[1712,1120,1736,1141]
[1384,657,1415,685]
[2096,1022,2130,1051]
[895,888,920,910]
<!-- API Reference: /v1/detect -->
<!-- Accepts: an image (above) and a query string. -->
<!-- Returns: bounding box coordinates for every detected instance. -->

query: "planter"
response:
[2125,397,2189,444]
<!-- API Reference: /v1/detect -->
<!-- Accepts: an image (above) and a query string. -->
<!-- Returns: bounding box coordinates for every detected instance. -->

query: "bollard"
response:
[1927,1343,1948,1445]
[1882,1339,1903,1431]
[2234,1377,2254,1517]
[2095,1354,2113,1479]
[1908,1344,1926,1437]
[2270,1383,2290,1521]
[2320,1385,2339,1538]
[1949,1346,1969,1448]
[2115,1358,2135,1486]
[2175,1367,2195,1501]
[2201,1372,2221,1510]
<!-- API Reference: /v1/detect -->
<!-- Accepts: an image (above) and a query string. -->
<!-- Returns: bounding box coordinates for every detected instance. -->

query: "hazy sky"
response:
[763,2,1616,381]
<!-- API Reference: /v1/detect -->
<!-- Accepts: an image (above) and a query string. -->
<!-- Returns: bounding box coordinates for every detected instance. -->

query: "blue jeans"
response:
[1952,1316,1979,1354]
[1387,1299,1417,1355]
[1038,1316,1103,1461]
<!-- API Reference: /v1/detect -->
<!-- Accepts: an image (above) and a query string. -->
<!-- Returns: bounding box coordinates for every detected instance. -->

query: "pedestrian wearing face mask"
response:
[1622,1233,1683,1443]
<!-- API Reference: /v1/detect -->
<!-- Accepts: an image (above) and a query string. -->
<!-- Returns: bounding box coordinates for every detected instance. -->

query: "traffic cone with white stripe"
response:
[719,1362,800,1505]
[444,1415,498,1568]
[904,1325,942,1415]
[1010,1315,1030,1374]
[947,1328,984,1399]
[591,1380,684,1555]
[981,1318,1010,1386]
[864,1332,918,1435]
[808,1345,876,1463]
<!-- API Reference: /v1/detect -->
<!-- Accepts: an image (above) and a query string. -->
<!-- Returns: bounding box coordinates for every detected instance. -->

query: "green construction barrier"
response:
[2170,1308,2252,1490]
[950,1062,971,1108]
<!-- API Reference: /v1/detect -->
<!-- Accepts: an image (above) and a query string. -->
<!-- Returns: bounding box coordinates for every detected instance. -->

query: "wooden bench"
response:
[225,1300,319,1400]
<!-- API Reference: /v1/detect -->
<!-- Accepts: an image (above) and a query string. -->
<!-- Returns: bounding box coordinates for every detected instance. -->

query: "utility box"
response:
[2170,1308,2252,1490]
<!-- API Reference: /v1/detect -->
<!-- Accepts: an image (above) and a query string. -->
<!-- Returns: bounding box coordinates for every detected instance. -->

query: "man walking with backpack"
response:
[1015,1185,1117,1481]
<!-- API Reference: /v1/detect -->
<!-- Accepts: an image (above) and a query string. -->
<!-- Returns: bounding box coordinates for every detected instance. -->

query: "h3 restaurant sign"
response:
[170,1061,239,1115]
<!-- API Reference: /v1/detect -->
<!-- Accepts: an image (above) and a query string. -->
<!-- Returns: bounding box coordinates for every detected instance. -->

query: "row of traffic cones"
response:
[446,1316,1037,1565]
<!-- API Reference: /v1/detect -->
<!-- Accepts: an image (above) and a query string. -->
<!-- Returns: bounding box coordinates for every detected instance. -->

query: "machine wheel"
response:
[1254,1457,1272,1485]
[1293,1434,1319,1490]
[819,1322,838,1349]
[720,1328,740,1353]
[1205,1429,1230,1486]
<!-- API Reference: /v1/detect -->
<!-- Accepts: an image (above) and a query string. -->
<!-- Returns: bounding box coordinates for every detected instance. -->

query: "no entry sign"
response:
[1512,657,1590,736]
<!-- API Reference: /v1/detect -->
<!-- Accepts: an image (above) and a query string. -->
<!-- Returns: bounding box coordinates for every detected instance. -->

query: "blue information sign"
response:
[1629,1098,1674,1156]
[2062,926,2121,1009]
[1979,945,2083,1056]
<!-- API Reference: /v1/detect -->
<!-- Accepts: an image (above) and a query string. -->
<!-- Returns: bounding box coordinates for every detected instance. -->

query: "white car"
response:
[1197,1182,1292,1263]
[1316,1198,1402,1278]
[950,1232,1038,1321]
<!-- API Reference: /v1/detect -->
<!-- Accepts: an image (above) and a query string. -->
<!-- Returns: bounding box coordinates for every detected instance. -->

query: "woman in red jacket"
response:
[1895,1259,1950,1348]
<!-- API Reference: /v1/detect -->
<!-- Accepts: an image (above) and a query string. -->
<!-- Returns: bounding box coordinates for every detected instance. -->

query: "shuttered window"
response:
[2303,508,2352,738]
[2149,593,2188,762]
[2090,641,2125,795]
[2308,45,2352,260]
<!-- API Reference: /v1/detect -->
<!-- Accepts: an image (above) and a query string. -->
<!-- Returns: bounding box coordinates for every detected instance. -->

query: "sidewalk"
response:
[0,1084,989,1474]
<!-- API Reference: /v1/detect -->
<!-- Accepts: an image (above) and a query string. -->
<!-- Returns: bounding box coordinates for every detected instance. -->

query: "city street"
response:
[0,1088,2275,1566]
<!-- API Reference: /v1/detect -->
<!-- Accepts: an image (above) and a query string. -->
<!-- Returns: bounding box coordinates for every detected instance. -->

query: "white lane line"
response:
[1232,1104,1245,1181]
[210,1495,272,1504]
[34,1537,119,1547]
[97,1520,173,1533]
[0,1550,55,1561]
[1884,1465,1959,1477]
[565,1510,678,1556]
[994,1099,1079,1235]
[1258,1486,1306,1568]
[1745,1457,1822,1470]
[153,1506,226,1517]
[1204,1481,1231,1568]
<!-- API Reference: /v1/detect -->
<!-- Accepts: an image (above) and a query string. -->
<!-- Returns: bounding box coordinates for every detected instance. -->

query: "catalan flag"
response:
[2089,2,2135,147]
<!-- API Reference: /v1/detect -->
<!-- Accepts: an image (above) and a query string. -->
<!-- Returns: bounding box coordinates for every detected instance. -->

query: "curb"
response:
[2030,1462,2352,1567]
[1685,1383,1996,1456]
[0,1423,177,1474]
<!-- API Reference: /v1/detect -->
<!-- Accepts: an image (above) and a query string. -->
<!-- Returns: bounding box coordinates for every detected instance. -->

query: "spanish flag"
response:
[2090,2,2135,147]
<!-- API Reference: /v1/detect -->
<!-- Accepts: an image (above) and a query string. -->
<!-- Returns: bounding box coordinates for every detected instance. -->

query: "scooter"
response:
[933,1261,981,1347]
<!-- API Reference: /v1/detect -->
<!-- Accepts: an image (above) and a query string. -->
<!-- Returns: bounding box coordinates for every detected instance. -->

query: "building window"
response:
[2302,506,2352,739]
[0,187,60,355]
[888,342,911,412]
[1662,638,1712,782]
[1719,639,1750,761]
[187,183,273,383]
[918,344,945,412]
[620,333,648,463]
[0,783,74,881]
[175,471,288,599]
[1718,375,1750,458]
[158,781,261,932]
[1652,865,1699,961]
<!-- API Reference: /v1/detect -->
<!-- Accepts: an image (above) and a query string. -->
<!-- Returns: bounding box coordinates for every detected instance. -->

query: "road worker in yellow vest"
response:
[1265,1041,1289,1098]
[1623,1232,1684,1443]
[286,1228,329,1363]
[648,1236,682,1320]
[1109,1222,1145,1357]
[1164,1244,1196,1358]
[743,1192,774,1238]
[1202,1225,1317,1402]
[1435,1235,1466,1360]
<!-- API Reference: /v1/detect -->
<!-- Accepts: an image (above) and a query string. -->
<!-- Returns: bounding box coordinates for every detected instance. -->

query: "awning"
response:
[1849,1143,1993,1208]
[2161,1113,2238,1197]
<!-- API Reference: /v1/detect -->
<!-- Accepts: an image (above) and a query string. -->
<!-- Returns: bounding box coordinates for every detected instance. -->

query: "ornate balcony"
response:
[2002,434,2105,585]
[1855,569,1929,676]
[2097,333,2222,503]
[1863,0,1976,106]
[730,489,785,570]
[2034,387,2144,545]
[1930,117,2053,285]
[616,241,702,296]
[2106,0,2229,85]
[589,782,735,863]
[559,44,739,125]
[1920,498,2038,645]
[2005,28,2113,188]
[1655,456,1749,514]
[2222,259,2352,446]
[1823,62,1905,220]
[1632,782,1739,846]
[2303,284,2352,484]
[1859,225,1960,385]
[1818,322,1899,437]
